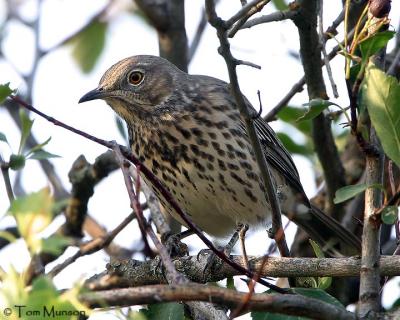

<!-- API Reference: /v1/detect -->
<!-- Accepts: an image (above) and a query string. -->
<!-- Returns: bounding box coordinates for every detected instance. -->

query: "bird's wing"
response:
[238,97,307,198]
[194,74,306,197]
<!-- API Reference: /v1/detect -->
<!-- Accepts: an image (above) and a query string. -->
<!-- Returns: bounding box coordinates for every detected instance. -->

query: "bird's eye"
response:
[128,71,144,86]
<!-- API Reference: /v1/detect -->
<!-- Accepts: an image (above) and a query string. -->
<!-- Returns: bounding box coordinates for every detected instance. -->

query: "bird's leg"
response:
[198,223,245,282]
[239,224,250,270]
[162,229,192,258]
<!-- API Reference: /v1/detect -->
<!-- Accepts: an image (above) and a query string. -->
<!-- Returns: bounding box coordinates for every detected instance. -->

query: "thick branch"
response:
[358,130,384,316]
[80,284,355,320]
[84,255,400,291]
[63,151,119,237]
[135,0,188,72]
[293,0,346,217]
[205,0,290,259]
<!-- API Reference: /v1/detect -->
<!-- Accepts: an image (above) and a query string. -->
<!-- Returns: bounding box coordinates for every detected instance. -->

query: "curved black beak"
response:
[78,88,104,103]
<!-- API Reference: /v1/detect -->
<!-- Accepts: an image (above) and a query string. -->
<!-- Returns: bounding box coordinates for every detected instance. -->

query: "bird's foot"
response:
[197,223,245,282]
[163,232,190,258]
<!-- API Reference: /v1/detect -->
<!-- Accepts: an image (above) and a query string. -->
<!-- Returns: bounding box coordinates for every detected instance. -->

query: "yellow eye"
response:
[128,71,144,85]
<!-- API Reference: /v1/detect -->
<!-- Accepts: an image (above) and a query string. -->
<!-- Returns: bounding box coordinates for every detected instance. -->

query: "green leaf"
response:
[140,303,184,320]
[0,82,14,104]
[381,206,398,225]
[71,20,108,73]
[127,310,148,320]
[317,274,332,290]
[309,239,324,258]
[28,276,82,319]
[391,297,400,309]
[308,240,331,289]
[251,288,344,320]
[349,64,362,84]
[29,276,59,306]
[297,99,339,122]
[252,311,297,320]
[272,0,287,10]
[276,132,312,156]
[277,106,311,135]
[226,276,235,289]
[0,267,28,306]
[26,137,52,156]
[0,132,8,144]
[40,235,72,255]
[28,150,60,160]
[0,230,18,244]
[362,63,400,168]
[9,154,26,170]
[359,31,395,62]
[333,183,383,204]
[9,188,53,252]
[296,277,318,289]
[292,288,344,309]
[18,109,34,154]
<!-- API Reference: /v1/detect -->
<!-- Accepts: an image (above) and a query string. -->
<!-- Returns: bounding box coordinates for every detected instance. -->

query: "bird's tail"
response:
[291,204,361,256]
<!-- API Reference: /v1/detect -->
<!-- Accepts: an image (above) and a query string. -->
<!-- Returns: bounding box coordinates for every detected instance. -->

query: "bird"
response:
[79,55,360,255]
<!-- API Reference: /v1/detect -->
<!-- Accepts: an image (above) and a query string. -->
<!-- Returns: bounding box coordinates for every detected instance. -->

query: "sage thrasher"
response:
[79,55,360,254]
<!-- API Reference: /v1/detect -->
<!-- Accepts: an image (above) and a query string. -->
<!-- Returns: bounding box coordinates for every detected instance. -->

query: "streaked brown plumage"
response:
[79,55,360,254]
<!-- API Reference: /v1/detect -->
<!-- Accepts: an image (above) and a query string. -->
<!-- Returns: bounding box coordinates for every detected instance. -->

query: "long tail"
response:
[291,204,361,256]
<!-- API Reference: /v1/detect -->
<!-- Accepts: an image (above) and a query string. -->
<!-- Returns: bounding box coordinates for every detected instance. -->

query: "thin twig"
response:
[387,48,400,76]
[264,76,305,121]
[264,12,357,121]
[112,144,184,284]
[225,0,269,28]
[205,0,290,260]
[375,185,400,216]
[388,161,396,196]
[240,9,297,30]
[229,256,269,319]
[128,166,171,239]
[239,224,250,270]
[227,0,271,37]
[188,1,221,63]
[48,210,137,277]
[188,9,208,63]
[117,147,227,320]
[0,156,14,202]
[112,157,153,257]
[9,95,286,292]
[318,0,339,98]
[236,59,262,69]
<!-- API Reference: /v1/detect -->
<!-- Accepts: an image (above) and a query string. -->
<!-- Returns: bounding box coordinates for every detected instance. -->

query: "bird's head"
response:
[79,55,184,124]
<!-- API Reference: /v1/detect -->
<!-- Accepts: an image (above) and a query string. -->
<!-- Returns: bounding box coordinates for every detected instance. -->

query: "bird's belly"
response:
[142,158,272,238]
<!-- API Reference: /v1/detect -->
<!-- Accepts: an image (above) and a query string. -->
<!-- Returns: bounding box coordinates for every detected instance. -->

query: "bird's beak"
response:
[78,87,106,103]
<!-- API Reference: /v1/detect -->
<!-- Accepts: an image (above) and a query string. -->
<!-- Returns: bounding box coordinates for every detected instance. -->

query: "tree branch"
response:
[135,0,188,72]
[358,128,384,316]
[293,0,346,217]
[80,284,355,320]
[8,95,286,292]
[239,9,298,31]
[113,144,228,319]
[227,0,271,37]
[84,255,400,291]
[205,0,290,259]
